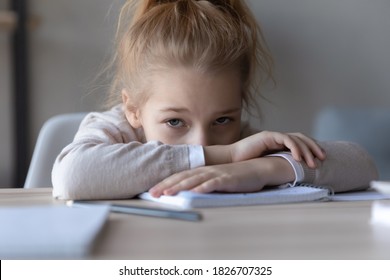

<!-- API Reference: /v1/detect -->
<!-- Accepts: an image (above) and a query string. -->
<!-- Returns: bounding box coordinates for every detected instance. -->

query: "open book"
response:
[138,183,331,209]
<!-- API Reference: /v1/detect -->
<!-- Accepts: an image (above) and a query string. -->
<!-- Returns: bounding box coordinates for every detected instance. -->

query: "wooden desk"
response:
[1,188,390,259]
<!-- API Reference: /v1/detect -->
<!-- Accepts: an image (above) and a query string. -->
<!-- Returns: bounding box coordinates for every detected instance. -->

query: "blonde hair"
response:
[105,0,274,111]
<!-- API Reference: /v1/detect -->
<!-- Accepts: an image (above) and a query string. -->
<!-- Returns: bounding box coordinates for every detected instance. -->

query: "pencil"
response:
[66,200,202,222]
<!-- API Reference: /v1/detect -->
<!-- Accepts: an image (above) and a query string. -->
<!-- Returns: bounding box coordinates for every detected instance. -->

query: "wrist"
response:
[266,153,304,185]
[203,145,232,165]
[258,157,295,186]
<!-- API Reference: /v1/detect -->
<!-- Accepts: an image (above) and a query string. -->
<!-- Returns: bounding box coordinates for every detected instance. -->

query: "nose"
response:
[190,127,212,146]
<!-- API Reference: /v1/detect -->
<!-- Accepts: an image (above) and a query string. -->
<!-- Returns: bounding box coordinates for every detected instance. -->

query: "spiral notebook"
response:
[138,183,331,209]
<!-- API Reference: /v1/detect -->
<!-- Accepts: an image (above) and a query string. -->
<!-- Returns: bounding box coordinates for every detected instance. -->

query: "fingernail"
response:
[149,191,158,198]
[149,188,160,197]
[163,189,173,196]
[294,155,302,161]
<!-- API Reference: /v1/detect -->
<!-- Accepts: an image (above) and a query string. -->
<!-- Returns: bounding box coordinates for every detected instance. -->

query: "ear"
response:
[122,89,142,128]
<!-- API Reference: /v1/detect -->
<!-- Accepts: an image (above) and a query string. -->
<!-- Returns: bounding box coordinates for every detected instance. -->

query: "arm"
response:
[149,131,326,197]
[149,156,295,196]
[52,108,310,200]
[296,141,379,192]
[52,107,202,200]
[239,125,378,192]
[149,141,378,197]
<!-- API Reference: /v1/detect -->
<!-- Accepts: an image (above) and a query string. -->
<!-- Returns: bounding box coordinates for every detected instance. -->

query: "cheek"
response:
[139,114,180,144]
[142,123,178,144]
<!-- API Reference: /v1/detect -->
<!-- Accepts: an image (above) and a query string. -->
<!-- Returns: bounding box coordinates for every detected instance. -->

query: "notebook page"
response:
[139,186,329,209]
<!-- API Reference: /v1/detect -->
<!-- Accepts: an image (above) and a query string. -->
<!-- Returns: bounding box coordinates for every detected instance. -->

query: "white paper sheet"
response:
[332,189,390,201]
[0,204,109,259]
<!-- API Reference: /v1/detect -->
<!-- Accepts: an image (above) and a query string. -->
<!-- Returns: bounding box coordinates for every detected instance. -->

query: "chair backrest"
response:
[24,112,87,188]
[312,107,390,180]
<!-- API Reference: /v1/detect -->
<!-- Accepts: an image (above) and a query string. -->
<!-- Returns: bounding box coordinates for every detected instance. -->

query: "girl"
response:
[52,0,377,200]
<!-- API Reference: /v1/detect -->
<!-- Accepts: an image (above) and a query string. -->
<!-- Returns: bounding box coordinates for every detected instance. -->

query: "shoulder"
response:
[77,104,144,143]
[81,104,126,127]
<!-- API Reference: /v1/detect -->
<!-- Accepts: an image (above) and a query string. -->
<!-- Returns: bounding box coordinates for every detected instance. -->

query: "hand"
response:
[149,157,295,197]
[229,131,325,168]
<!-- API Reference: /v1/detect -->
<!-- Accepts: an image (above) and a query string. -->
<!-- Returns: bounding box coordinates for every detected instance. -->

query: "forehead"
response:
[146,67,242,111]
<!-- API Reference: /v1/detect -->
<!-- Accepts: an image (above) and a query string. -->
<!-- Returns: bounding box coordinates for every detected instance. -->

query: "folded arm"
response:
[52,109,200,200]
[149,141,379,197]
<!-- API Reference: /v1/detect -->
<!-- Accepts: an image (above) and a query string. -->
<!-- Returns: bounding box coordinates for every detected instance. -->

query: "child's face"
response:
[123,67,242,146]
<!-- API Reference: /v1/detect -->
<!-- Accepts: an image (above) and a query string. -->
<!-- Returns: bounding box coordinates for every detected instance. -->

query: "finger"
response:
[263,132,315,166]
[192,176,229,193]
[191,178,223,193]
[159,168,235,196]
[267,133,304,161]
[260,131,302,158]
[150,168,215,197]
[288,135,318,168]
[287,134,327,168]
[289,133,326,160]
[162,172,213,196]
[149,171,193,197]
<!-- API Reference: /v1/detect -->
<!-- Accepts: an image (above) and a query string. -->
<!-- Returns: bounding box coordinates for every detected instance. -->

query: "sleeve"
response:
[270,141,379,192]
[51,108,205,200]
[266,153,304,186]
[188,145,206,169]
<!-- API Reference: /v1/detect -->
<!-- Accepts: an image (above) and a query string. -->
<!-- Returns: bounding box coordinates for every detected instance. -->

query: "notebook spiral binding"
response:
[294,182,335,197]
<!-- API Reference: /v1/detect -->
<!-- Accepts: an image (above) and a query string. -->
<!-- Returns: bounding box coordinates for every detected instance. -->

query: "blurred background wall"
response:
[1,0,389,187]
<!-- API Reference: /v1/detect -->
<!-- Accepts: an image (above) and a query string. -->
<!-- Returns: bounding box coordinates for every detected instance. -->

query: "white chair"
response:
[312,107,390,180]
[24,112,87,188]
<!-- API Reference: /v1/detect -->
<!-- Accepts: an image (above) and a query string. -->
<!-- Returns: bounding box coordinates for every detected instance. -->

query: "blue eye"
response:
[166,119,184,128]
[214,117,231,125]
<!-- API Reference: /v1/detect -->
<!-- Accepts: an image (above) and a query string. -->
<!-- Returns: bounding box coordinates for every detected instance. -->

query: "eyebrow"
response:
[218,108,242,115]
[159,107,190,113]
[159,107,241,115]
